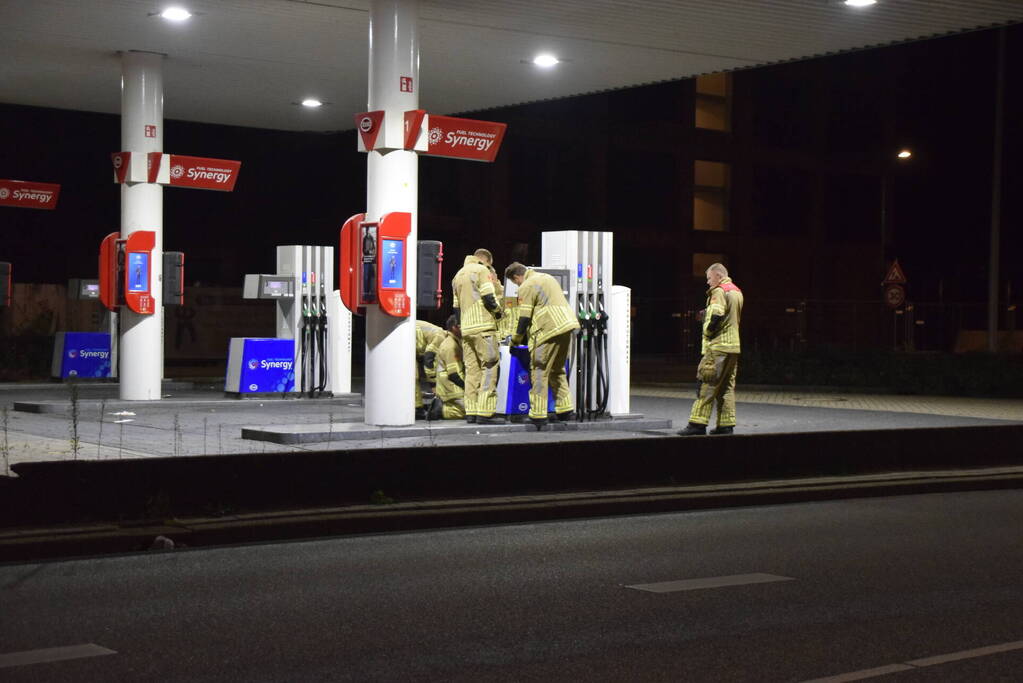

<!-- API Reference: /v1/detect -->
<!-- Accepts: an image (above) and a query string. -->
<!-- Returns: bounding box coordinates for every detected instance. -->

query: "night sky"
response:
[2,24,1020,315]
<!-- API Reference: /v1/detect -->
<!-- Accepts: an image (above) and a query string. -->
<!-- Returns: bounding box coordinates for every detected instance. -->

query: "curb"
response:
[4,467,1023,564]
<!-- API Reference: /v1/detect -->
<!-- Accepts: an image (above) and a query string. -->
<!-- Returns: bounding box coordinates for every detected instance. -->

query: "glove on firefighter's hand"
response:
[705,313,725,339]
[493,308,503,321]
[697,354,718,384]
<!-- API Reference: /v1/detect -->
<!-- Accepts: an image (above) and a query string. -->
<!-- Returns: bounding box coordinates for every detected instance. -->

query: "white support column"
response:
[364,0,419,425]
[119,50,164,400]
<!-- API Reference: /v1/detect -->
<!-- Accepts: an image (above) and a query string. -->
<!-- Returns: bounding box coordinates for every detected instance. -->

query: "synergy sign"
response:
[148,153,242,191]
[0,179,61,210]
[403,111,506,162]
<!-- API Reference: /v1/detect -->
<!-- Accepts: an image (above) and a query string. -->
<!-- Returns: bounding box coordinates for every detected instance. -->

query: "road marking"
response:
[626,572,794,593]
[802,639,1023,682]
[801,664,915,682]
[0,644,117,669]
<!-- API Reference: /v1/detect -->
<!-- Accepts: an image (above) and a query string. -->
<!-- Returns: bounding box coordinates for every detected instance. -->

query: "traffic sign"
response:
[883,259,907,284]
[884,283,906,309]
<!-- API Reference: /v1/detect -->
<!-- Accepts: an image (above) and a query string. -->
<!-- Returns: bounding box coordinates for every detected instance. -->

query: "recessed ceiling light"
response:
[844,0,877,7]
[301,98,324,108]
[159,7,193,21]
[532,54,560,68]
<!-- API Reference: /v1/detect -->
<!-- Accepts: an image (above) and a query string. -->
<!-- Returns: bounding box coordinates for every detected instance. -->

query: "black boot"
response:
[428,397,444,421]
[676,422,707,436]
[414,407,427,420]
[529,417,549,431]
[477,415,507,426]
[710,426,734,435]
[465,415,477,424]
[555,410,574,422]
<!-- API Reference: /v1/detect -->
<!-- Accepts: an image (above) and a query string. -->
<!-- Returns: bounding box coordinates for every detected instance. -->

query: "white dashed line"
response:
[0,643,117,669]
[626,572,795,593]
[802,639,1023,682]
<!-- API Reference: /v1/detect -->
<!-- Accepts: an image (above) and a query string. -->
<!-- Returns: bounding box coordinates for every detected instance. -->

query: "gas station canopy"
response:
[1,0,1021,131]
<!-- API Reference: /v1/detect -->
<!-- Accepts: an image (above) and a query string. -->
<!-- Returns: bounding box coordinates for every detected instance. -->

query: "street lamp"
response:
[881,148,912,272]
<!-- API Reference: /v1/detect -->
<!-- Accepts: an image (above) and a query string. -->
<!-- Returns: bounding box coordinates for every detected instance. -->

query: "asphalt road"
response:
[3,489,1023,681]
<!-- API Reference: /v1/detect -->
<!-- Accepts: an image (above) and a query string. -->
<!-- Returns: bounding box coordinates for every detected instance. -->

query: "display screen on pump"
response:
[381,239,404,290]
[127,253,149,292]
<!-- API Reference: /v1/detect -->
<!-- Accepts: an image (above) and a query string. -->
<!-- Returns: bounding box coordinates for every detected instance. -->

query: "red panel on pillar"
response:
[339,212,367,315]
[376,212,412,318]
[123,231,156,315]
[99,232,120,312]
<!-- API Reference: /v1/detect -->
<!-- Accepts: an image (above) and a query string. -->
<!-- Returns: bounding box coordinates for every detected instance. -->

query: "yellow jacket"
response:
[434,332,465,402]
[452,255,500,335]
[702,277,743,354]
[515,269,580,346]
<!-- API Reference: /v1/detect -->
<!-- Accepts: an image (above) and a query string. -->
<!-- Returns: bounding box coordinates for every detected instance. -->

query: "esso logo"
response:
[170,164,185,179]
[428,126,443,145]
[359,116,374,133]
[248,359,259,370]
[68,349,79,359]
[0,188,8,200]
[518,402,528,412]
[248,383,258,392]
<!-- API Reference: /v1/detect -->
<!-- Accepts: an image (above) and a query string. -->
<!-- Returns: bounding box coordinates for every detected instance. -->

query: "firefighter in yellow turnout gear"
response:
[426,315,466,420]
[452,248,504,424]
[414,320,445,419]
[505,263,580,429]
[679,262,744,436]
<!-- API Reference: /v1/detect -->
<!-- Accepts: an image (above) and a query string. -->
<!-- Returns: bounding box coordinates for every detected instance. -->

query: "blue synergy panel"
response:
[61,332,113,378]
[240,338,295,393]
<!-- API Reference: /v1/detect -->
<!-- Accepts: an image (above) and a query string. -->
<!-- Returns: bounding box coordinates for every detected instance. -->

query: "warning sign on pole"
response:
[883,259,907,285]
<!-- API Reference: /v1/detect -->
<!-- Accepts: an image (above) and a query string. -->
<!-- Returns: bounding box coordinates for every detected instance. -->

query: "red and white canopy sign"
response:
[148,153,241,191]
[405,113,507,162]
[0,179,61,210]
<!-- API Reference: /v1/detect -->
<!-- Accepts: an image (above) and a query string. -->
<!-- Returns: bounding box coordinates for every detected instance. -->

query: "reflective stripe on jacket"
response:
[517,269,580,346]
[452,255,499,335]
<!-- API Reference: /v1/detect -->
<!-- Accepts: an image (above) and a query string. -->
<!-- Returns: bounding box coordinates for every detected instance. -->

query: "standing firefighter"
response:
[505,262,580,429]
[452,248,504,424]
[414,319,445,419]
[427,315,466,419]
[678,262,744,435]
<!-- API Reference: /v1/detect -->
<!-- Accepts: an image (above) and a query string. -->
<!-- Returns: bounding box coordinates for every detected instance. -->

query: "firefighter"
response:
[505,262,580,429]
[414,319,445,419]
[427,315,466,419]
[452,248,504,424]
[678,262,744,435]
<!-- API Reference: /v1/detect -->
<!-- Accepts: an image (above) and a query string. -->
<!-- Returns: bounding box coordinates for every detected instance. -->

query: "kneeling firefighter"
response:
[414,319,446,419]
[505,262,580,429]
[427,315,467,419]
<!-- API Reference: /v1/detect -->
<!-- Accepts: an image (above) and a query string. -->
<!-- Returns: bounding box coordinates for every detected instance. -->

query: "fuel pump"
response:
[542,231,627,419]
[232,245,351,397]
